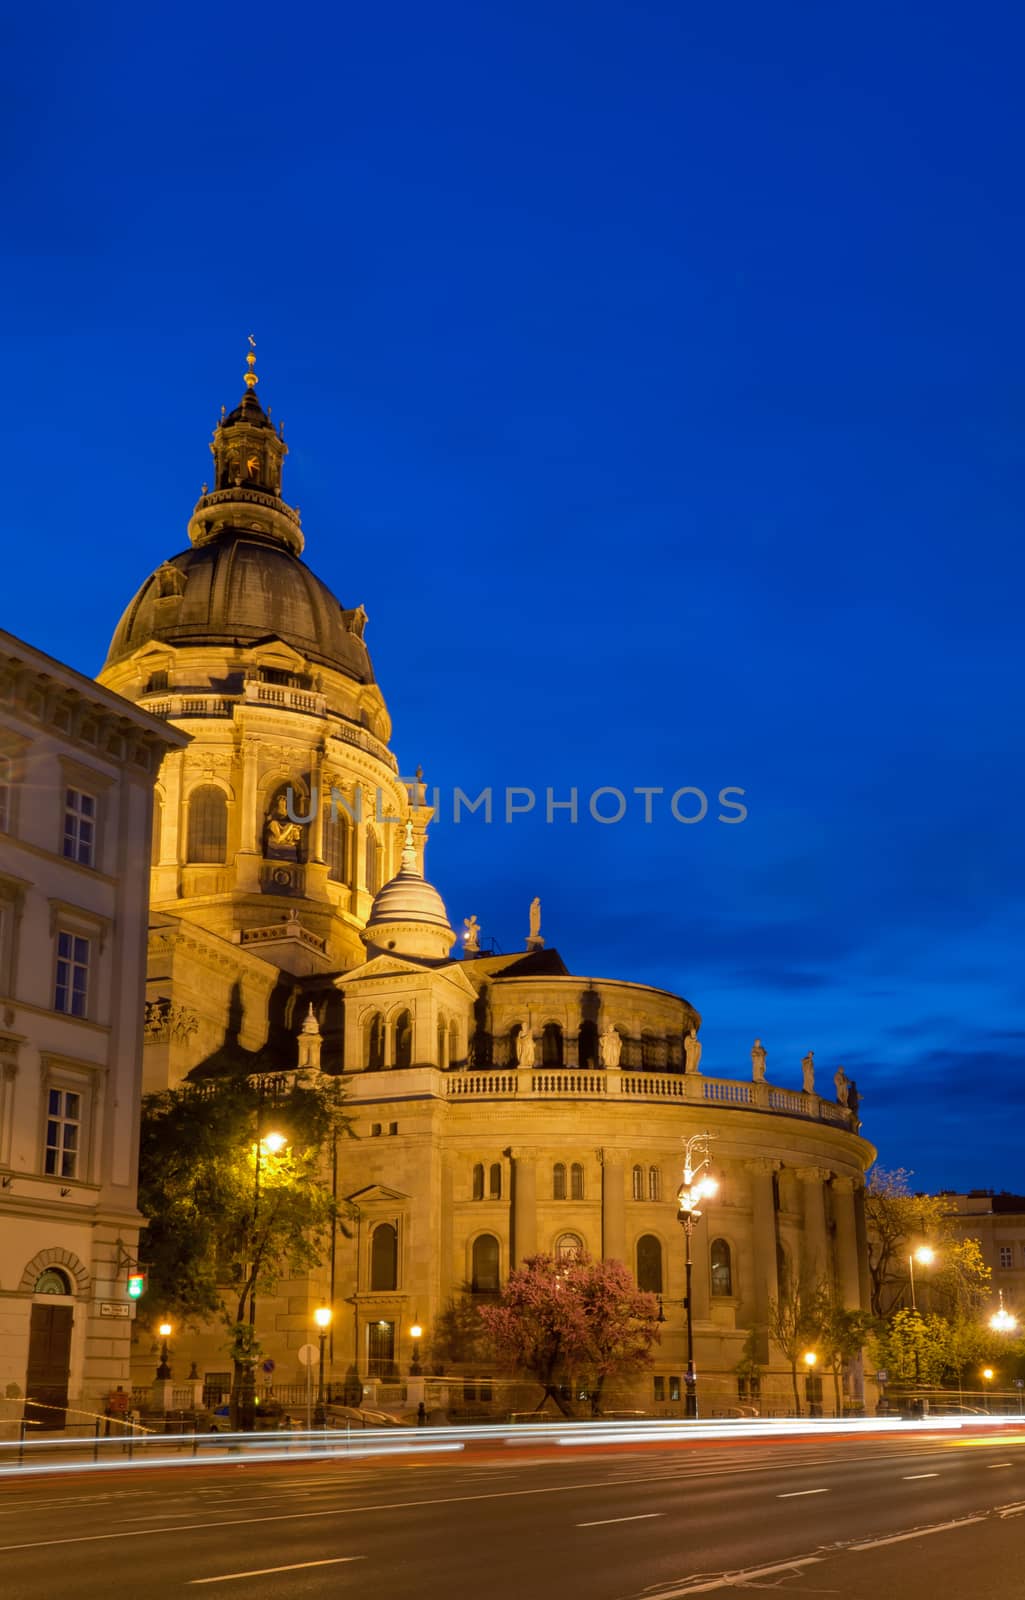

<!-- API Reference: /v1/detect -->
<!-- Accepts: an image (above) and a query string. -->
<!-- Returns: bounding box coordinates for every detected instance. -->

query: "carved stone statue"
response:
[847,1078,861,1118]
[599,1025,622,1068]
[515,1026,535,1069]
[801,1050,815,1095]
[463,915,480,954]
[527,896,543,948]
[263,792,304,860]
[751,1038,767,1082]
[684,1027,703,1074]
[834,1065,849,1106]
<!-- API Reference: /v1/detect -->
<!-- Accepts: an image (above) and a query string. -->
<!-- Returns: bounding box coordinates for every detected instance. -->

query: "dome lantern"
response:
[363,822,455,962]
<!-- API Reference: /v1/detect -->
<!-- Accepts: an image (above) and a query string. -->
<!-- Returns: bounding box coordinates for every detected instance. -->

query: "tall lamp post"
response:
[238,1127,287,1432]
[156,1321,173,1380]
[410,1319,423,1376]
[907,1245,935,1312]
[676,1132,718,1419]
[314,1305,332,1427]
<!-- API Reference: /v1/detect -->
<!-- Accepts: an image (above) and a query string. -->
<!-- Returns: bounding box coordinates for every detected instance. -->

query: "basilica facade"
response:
[99,352,876,1416]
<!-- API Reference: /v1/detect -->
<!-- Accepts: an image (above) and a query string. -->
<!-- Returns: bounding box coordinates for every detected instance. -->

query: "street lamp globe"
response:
[262,1131,287,1155]
[990,1293,1018,1333]
[313,1305,332,1330]
[982,1368,995,1382]
[158,1321,172,1338]
[803,1351,817,1368]
[914,1246,935,1267]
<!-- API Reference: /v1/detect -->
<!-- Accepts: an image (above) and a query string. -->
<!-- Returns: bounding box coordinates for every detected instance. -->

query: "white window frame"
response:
[45,1086,82,1179]
[62,786,97,868]
[39,1057,99,1186]
[54,929,91,1017]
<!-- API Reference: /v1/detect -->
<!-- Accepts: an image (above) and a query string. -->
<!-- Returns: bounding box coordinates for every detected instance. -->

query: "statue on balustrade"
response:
[599,1024,623,1068]
[515,1025,535,1068]
[684,1027,703,1074]
[751,1038,767,1082]
[801,1050,815,1094]
[833,1065,850,1107]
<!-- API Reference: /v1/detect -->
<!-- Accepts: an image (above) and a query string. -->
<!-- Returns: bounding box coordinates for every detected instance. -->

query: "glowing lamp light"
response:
[313,1306,332,1330]
[262,1131,287,1155]
[914,1246,936,1267]
[158,1321,172,1338]
[410,1323,423,1340]
[990,1292,1018,1333]
[803,1351,817,1368]
[982,1368,995,1382]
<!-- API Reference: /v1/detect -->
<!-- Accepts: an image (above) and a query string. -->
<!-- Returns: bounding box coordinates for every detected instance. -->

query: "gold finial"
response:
[244,333,258,390]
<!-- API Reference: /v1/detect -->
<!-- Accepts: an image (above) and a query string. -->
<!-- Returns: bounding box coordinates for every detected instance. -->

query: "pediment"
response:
[345,1183,410,1205]
[336,954,433,982]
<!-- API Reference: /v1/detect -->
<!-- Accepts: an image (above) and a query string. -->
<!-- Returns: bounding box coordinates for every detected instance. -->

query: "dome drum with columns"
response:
[110,351,877,1416]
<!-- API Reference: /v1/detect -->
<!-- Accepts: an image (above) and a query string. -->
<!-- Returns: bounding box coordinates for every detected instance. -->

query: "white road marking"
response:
[191,1556,364,1584]
[988,1462,1014,1469]
[578,1513,663,1527]
[850,1515,987,1550]
[776,1488,829,1498]
[903,1472,939,1479]
[648,1556,823,1594]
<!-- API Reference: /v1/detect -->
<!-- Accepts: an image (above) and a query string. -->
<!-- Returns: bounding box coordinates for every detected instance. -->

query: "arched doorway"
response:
[25,1268,74,1430]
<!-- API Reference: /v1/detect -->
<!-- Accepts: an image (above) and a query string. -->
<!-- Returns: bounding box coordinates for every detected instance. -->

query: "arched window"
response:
[711,1238,733,1297]
[553,1162,567,1200]
[34,1268,72,1295]
[489,1162,502,1199]
[437,1021,448,1067]
[556,1232,583,1263]
[648,1165,661,1201]
[449,1020,459,1066]
[636,1234,663,1294]
[394,1010,412,1070]
[370,1223,398,1291]
[150,794,163,863]
[472,1234,500,1293]
[571,1162,584,1200]
[507,1023,521,1065]
[641,1031,658,1068]
[578,1019,598,1070]
[366,1012,385,1071]
[542,1023,564,1066]
[632,1164,644,1201]
[472,1162,485,1200]
[364,828,381,895]
[324,808,351,884]
[186,785,227,863]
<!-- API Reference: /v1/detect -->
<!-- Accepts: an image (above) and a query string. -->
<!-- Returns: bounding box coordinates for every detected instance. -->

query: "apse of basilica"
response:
[100,349,875,1414]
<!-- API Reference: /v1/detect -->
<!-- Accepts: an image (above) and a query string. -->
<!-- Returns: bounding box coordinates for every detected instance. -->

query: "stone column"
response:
[747,1159,780,1363]
[510,1150,537,1265]
[831,1177,863,1309]
[796,1166,830,1286]
[599,1151,626,1263]
[853,1181,872,1311]
[309,745,325,863]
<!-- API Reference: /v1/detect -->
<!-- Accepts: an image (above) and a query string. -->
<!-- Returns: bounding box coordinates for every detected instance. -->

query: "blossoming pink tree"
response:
[479,1254,661,1416]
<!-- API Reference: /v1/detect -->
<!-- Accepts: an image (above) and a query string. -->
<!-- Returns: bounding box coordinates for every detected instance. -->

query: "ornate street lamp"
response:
[239,1126,287,1431]
[990,1292,1018,1333]
[314,1305,332,1427]
[410,1319,423,1376]
[156,1321,173,1381]
[676,1132,717,1419]
[907,1245,935,1313]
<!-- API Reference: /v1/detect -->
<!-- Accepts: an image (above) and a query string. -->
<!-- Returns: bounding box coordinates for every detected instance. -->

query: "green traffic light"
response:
[127,1273,145,1299]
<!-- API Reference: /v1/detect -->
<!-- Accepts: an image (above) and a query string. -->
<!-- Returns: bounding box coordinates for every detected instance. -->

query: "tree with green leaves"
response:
[813,1293,878,1415]
[137,1069,350,1425]
[768,1262,821,1416]
[863,1168,989,1318]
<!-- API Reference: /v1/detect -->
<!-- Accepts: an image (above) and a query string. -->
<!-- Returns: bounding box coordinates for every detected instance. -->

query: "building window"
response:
[553,1162,567,1200]
[999,1246,1014,1269]
[648,1165,661,1201]
[367,1319,395,1378]
[570,1162,584,1200]
[45,1088,81,1178]
[641,1031,658,1068]
[0,754,11,833]
[637,1234,663,1294]
[653,1375,665,1402]
[472,1234,500,1293]
[370,1223,398,1291]
[489,1162,502,1199]
[394,1010,412,1070]
[186,785,227,864]
[668,1375,681,1402]
[54,932,90,1017]
[366,1013,385,1071]
[578,1020,598,1069]
[371,1123,382,1136]
[556,1232,583,1263]
[63,788,96,867]
[542,1023,564,1067]
[472,1162,485,1201]
[632,1164,644,1201]
[388,1121,398,1136]
[34,1268,72,1294]
[711,1238,733,1296]
[324,809,351,884]
[365,829,381,895]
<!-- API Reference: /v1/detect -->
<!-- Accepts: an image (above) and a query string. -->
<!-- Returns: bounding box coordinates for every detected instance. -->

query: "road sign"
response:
[100,1302,131,1319]
[262,1359,276,1374]
[297,1344,318,1367]
[876,1370,888,1383]
[1015,1379,1024,1390]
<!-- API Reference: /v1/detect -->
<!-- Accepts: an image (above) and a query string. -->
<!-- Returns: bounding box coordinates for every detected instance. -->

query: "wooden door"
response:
[25,1303,73,1429]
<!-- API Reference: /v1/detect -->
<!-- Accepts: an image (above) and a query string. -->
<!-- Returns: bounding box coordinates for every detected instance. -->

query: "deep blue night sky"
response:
[4,2,1024,1191]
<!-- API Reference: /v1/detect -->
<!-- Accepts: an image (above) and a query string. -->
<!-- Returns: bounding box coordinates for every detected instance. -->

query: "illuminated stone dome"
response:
[364,826,455,961]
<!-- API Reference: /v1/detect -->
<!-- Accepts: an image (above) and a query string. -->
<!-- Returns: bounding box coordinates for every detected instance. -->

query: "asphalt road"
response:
[3,1427,1025,1598]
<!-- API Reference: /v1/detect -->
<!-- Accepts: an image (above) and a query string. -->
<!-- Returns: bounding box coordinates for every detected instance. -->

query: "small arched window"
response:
[636,1234,663,1294]
[324,808,351,884]
[578,1019,598,1069]
[34,1268,72,1295]
[648,1165,661,1201]
[472,1163,485,1201]
[553,1162,567,1200]
[186,785,227,864]
[370,1223,398,1291]
[489,1162,502,1199]
[394,1010,413,1070]
[570,1162,584,1200]
[366,1012,385,1071]
[472,1234,500,1293]
[449,1020,459,1066]
[641,1031,658,1068]
[437,1021,448,1067]
[542,1023,563,1066]
[711,1238,733,1297]
[632,1164,644,1201]
[556,1232,583,1263]
[365,828,381,895]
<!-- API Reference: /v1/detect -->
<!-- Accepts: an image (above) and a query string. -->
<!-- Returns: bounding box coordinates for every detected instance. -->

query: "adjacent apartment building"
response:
[0,629,186,1426]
